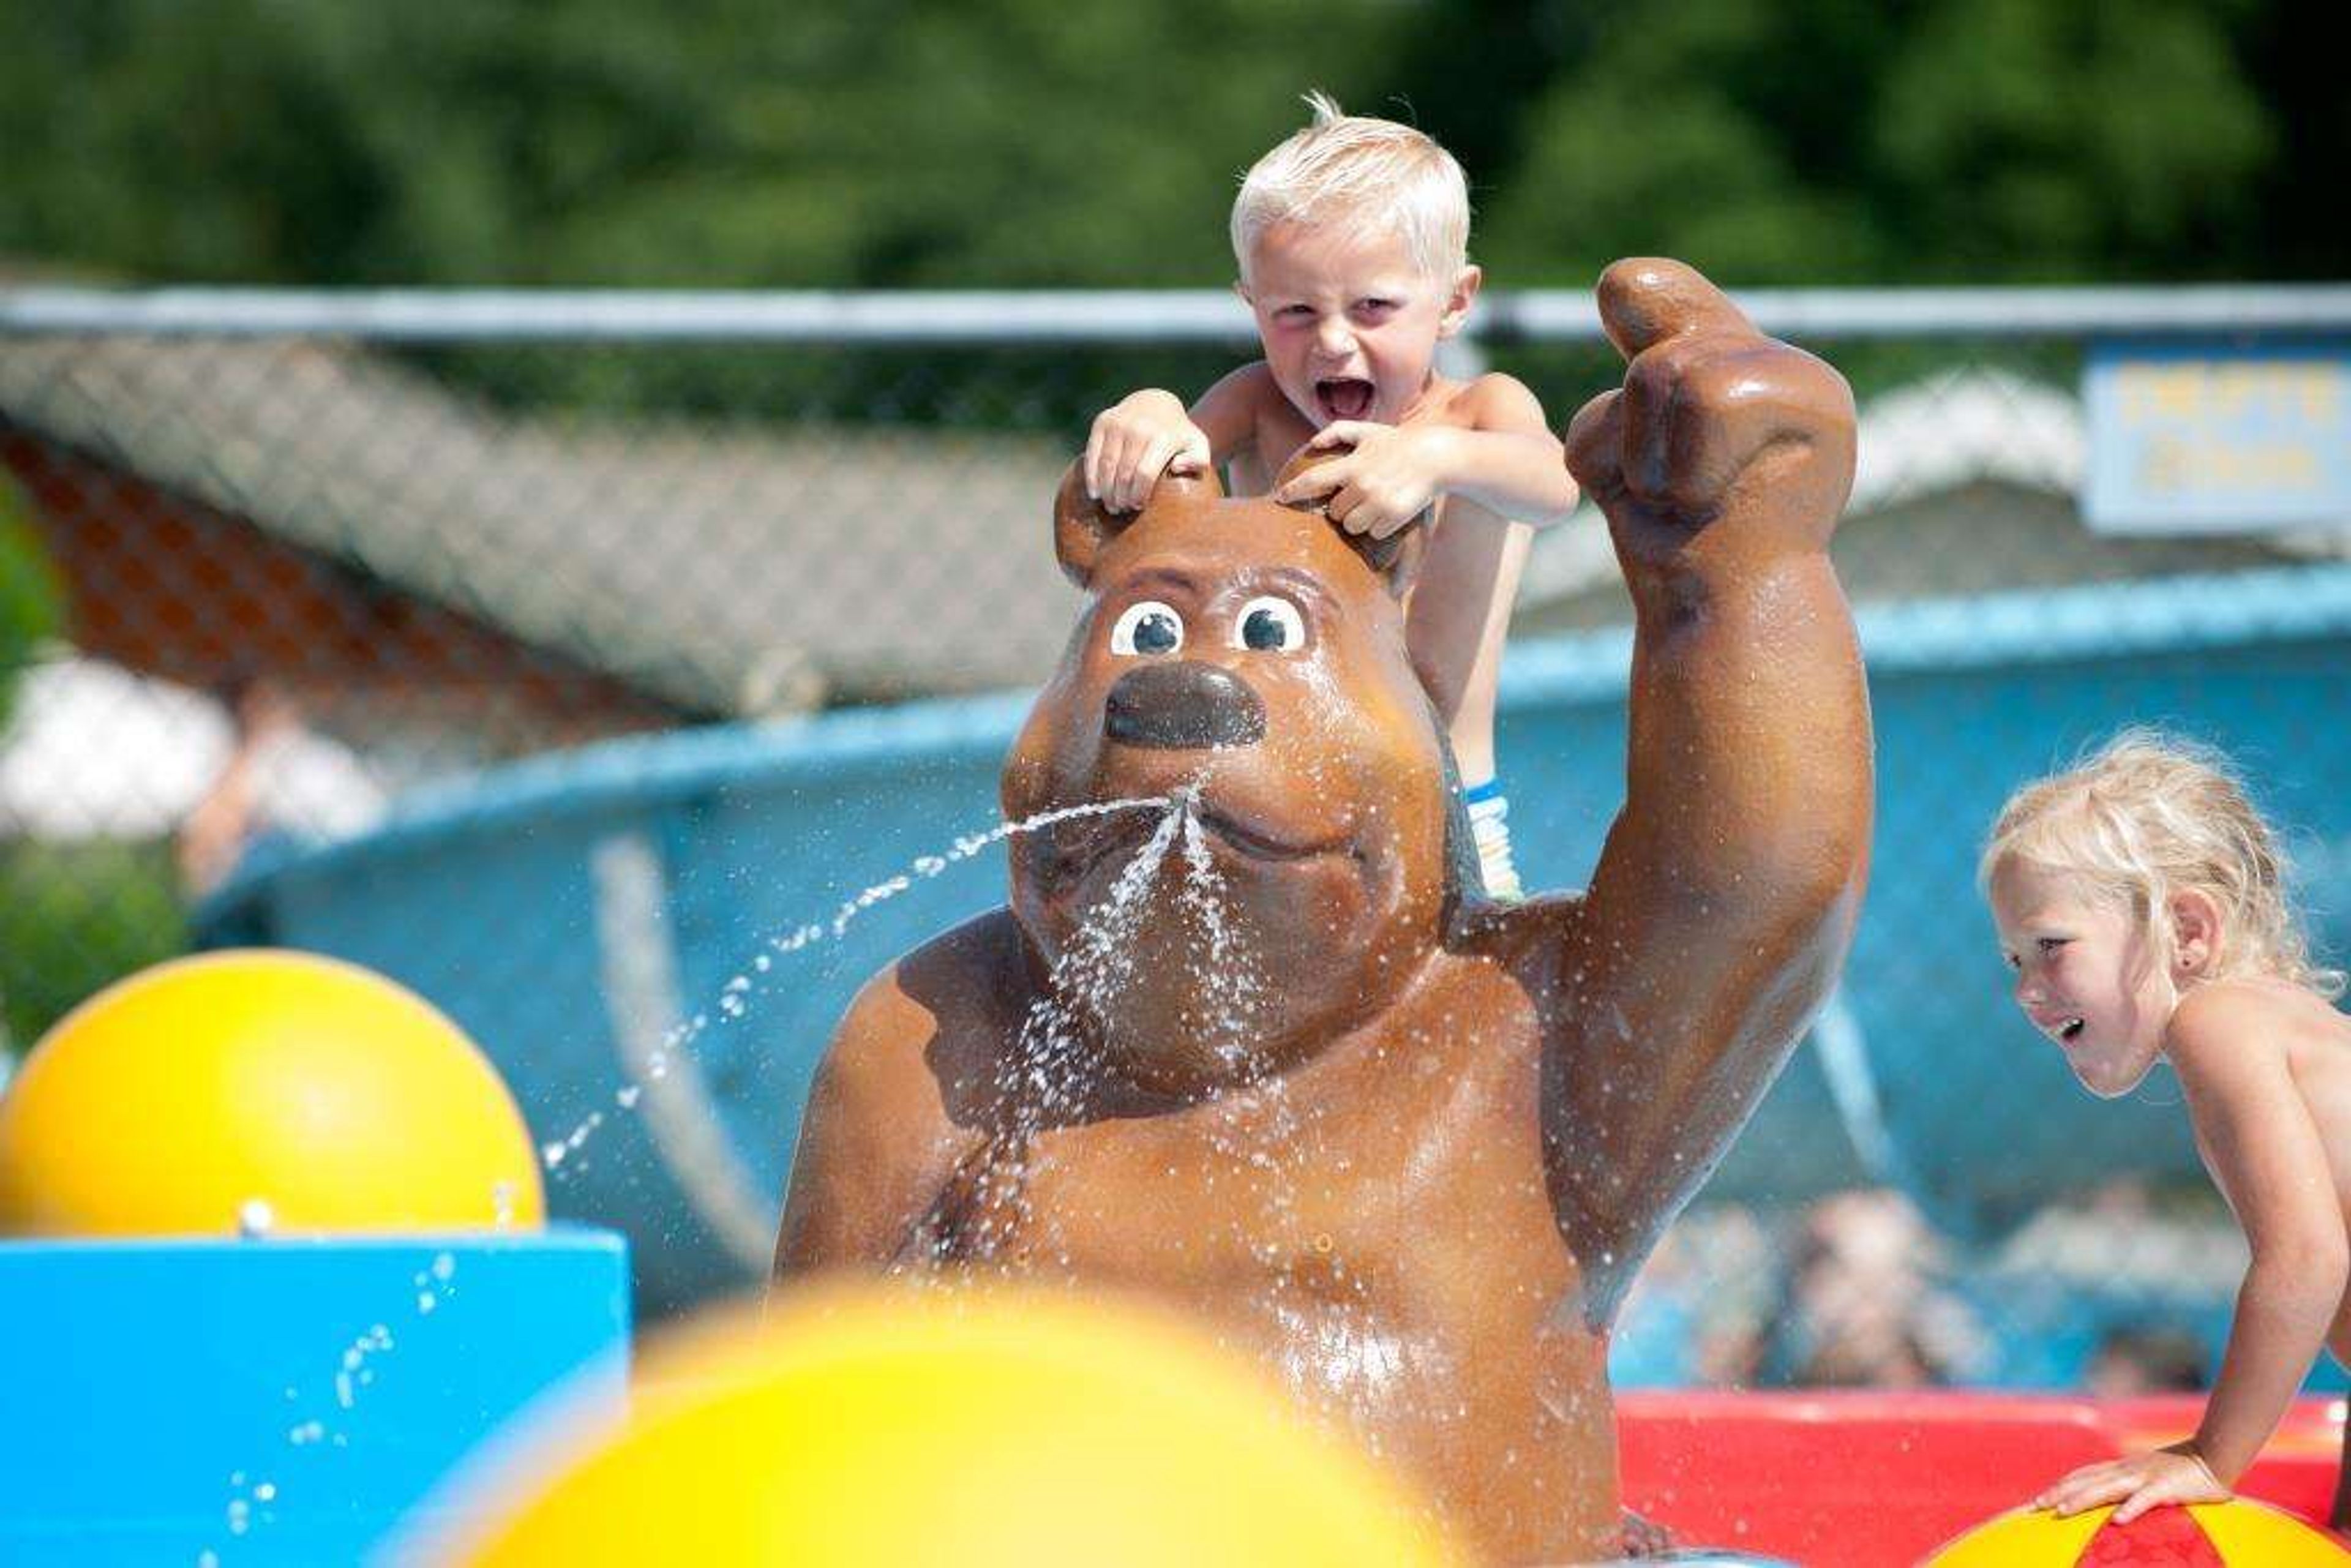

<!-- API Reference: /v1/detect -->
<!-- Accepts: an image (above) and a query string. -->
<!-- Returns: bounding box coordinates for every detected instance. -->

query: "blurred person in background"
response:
[1759,1188,1984,1389]
[176,670,384,899]
[2087,1325,2212,1398]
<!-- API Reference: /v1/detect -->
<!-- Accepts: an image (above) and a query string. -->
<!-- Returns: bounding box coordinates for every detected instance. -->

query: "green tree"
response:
[1,0,2334,291]
[1471,0,2278,286]
[0,480,61,731]
[1872,0,2270,280]
[0,0,1409,288]
[1419,0,1895,285]
[0,842,189,1051]
[0,481,67,1057]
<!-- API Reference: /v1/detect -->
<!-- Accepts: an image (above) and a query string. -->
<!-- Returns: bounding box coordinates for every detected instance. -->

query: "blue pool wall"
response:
[0,1228,629,1564]
[201,563,2351,1314]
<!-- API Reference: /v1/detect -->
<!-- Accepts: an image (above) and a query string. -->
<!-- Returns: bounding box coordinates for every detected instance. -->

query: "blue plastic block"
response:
[0,1226,629,1564]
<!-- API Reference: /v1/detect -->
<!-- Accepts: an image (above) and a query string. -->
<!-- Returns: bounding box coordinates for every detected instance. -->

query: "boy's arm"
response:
[1084,365,1275,513]
[1188,363,1278,465]
[1439,373,1582,524]
[1274,373,1578,537]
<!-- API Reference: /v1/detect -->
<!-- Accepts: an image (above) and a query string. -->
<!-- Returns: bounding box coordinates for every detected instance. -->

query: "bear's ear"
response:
[1052,461,1223,587]
[1272,448,1426,601]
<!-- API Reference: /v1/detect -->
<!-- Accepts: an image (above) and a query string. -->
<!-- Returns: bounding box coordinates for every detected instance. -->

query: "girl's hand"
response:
[1275,422,1450,539]
[2035,1446,2230,1525]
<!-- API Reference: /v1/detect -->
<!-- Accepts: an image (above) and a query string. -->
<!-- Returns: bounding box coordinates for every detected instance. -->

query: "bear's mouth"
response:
[1030,805,1169,888]
[1190,800,1346,863]
[1024,786,1352,897]
[1315,378,1376,422]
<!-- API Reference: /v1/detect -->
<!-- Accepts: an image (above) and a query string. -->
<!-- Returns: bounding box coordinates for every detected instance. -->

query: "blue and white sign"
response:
[2084,340,2351,535]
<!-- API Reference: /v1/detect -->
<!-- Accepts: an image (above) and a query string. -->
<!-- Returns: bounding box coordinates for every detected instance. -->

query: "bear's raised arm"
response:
[1543,260,1872,1316]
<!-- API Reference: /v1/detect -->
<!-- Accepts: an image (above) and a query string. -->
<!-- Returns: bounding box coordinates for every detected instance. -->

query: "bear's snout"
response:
[1104,661,1267,749]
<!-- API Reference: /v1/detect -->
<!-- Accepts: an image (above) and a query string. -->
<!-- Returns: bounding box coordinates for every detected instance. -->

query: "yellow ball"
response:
[449,1284,1463,1567]
[1925,1498,2351,1565]
[0,950,544,1236]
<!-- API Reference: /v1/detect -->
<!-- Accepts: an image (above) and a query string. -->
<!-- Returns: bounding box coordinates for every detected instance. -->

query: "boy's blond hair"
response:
[1980,727,2344,998]
[1230,91,1471,283]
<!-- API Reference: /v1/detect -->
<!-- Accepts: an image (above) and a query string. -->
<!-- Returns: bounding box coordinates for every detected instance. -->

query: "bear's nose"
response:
[1104,661,1266,749]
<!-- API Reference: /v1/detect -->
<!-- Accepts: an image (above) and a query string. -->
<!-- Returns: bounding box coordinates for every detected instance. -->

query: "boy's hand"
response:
[2034,1446,2230,1525]
[1085,390,1211,514]
[1275,422,1452,539]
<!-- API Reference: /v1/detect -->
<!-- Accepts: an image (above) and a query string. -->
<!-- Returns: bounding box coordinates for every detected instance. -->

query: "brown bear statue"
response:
[774,259,1872,1564]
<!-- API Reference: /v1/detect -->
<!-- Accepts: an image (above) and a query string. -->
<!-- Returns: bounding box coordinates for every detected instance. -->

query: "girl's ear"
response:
[2168,888,2224,975]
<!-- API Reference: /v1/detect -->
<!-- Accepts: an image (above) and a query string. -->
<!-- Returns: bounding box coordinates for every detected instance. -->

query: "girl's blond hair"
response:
[1230,91,1470,283]
[1980,727,2343,998]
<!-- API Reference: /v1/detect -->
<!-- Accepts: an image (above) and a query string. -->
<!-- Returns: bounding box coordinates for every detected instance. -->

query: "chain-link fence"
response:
[4,287,2349,1384]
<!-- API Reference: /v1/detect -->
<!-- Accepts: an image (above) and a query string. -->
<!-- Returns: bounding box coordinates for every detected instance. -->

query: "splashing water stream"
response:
[900,788,1393,1429]
[539,794,1173,1174]
[202,781,1416,1556]
[201,798,1178,1557]
[202,1250,461,1559]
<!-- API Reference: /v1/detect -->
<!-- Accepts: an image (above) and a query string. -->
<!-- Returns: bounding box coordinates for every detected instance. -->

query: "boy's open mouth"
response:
[2058,1017,2085,1043]
[1315,377,1376,422]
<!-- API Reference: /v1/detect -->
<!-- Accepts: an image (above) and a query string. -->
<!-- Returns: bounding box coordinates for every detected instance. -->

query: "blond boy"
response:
[1083,92,1579,898]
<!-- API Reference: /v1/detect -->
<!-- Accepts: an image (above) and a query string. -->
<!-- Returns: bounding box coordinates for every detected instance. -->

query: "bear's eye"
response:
[1235,596,1306,652]
[1109,600,1184,657]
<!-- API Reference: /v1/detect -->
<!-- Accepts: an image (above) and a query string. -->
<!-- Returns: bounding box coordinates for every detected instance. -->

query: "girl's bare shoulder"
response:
[2168,975,2346,1070]
[2175,973,2293,1023]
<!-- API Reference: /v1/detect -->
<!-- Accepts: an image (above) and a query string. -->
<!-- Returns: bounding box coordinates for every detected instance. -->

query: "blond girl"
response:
[1983,729,2350,1526]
